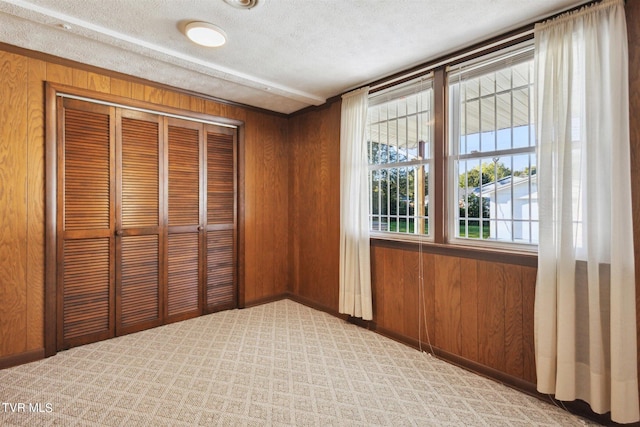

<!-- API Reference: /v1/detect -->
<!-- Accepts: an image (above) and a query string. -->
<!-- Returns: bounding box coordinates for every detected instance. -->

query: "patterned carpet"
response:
[0,299,593,426]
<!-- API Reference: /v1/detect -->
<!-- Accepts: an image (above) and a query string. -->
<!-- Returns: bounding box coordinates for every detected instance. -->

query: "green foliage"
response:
[458,161,511,221]
[514,165,537,177]
[461,193,490,219]
[369,141,427,217]
[458,161,512,188]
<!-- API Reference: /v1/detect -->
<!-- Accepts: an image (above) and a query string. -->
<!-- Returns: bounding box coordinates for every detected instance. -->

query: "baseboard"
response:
[284,293,348,320]
[0,348,45,370]
[242,293,289,308]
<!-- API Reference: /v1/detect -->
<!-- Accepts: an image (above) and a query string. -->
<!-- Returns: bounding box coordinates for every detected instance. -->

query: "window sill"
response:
[370,235,538,267]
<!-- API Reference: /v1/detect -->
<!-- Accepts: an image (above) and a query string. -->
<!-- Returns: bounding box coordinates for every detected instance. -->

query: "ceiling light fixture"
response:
[185,22,227,47]
[223,0,260,9]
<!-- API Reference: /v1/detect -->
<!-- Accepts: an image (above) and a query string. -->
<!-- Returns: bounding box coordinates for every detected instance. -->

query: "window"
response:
[366,77,434,238]
[448,43,538,247]
[365,42,538,249]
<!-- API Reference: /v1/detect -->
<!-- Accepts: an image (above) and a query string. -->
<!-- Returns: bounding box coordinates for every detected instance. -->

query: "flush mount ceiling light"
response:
[223,0,260,9]
[184,22,227,47]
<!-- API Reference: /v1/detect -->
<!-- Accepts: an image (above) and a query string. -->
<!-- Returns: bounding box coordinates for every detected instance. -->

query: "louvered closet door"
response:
[116,110,163,334]
[166,118,204,322]
[205,125,237,312]
[58,98,115,350]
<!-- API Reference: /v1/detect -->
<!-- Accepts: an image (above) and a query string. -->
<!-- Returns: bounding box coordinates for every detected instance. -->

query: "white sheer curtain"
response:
[339,87,373,320]
[534,0,638,423]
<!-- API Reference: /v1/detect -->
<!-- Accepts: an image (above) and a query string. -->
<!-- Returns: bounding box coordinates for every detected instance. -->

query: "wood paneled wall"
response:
[370,243,536,384]
[243,111,289,304]
[288,102,341,309]
[287,0,640,393]
[0,49,288,363]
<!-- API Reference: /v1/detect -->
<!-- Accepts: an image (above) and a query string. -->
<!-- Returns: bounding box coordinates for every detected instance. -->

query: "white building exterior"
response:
[479,174,538,244]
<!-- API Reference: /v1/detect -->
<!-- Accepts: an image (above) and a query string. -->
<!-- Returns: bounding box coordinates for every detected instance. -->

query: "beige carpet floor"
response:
[0,299,594,426]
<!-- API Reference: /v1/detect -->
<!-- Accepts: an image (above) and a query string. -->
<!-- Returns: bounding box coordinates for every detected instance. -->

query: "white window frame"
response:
[447,42,538,251]
[366,76,434,242]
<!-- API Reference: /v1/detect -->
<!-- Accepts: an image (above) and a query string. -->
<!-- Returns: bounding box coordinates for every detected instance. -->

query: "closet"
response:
[56,96,237,350]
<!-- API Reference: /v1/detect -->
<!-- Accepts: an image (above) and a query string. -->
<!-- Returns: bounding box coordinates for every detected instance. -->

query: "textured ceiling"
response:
[0,0,588,114]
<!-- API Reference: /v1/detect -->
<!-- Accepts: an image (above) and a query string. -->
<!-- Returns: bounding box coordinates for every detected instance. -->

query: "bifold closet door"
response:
[115,109,164,334]
[205,125,237,312]
[166,118,204,322]
[56,96,238,350]
[58,98,115,349]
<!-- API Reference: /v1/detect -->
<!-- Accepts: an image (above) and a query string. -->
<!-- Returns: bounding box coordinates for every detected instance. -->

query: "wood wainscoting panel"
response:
[477,260,506,372]
[370,245,384,326]
[434,254,461,354]
[504,263,524,379]
[383,246,406,335]
[403,249,421,341]
[370,241,538,385]
[0,51,28,356]
[459,257,479,361]
[522,265,537,383]
[420,251,436,347]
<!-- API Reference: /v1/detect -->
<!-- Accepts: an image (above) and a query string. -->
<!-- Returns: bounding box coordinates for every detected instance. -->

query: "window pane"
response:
[480,73,495,97]
[448,44,536,245]
[465,99,480,136]
[367,77,433,237]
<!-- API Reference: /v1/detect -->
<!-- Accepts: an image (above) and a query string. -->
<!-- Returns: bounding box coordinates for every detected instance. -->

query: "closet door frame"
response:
[44,83,244,357]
